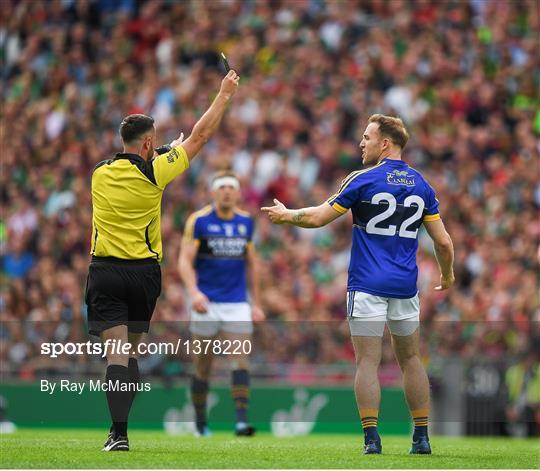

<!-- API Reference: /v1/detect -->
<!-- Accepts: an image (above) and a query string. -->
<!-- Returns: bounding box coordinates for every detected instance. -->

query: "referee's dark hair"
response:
[119,114,155,144]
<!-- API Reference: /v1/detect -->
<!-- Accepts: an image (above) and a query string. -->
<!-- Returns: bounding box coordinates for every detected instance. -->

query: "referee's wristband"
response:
[155,144,172,155]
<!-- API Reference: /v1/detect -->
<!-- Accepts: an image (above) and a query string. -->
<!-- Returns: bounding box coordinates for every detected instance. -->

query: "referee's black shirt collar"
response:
[114,152,145,163]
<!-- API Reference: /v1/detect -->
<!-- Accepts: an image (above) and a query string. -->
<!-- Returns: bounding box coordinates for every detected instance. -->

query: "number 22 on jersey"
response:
[365,192,425,239]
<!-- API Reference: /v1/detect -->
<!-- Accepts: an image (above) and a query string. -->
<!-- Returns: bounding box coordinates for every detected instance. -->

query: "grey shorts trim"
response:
[348,316,419,337]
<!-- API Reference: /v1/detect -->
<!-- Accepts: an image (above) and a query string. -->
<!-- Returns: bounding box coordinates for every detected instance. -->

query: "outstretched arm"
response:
[181,70,240,161]
[261,199,343,228]
[151,72,239,188]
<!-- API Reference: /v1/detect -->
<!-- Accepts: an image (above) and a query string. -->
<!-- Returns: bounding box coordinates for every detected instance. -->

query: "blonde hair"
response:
[368,114,409,149]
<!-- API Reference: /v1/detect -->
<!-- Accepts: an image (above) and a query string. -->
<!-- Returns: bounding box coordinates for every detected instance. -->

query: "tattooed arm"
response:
[261,199,343,228]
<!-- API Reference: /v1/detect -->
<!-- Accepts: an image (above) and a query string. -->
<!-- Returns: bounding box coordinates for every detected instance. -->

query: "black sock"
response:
[105,364,131,437]
[191,376,209,428]
[232,369,250,424]
[109,358,140,435]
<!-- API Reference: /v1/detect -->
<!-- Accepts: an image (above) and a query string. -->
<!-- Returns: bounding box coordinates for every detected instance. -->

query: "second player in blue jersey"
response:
[179,170,263,438]
[186,201,254,303]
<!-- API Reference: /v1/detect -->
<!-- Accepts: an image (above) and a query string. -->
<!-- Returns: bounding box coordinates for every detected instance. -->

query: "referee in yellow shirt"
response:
[86,70,240,451]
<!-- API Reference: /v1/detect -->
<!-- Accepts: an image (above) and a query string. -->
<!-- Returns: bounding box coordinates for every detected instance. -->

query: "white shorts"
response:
[190,302,253,337]
[347,291,420,337]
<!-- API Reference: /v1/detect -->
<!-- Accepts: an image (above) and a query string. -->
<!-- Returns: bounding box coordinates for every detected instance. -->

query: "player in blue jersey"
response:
[262,114,454,455]
[178,170,264,437]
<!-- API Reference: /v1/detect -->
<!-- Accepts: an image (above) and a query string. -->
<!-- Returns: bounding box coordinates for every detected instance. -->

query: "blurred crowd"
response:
[1,0,539,386]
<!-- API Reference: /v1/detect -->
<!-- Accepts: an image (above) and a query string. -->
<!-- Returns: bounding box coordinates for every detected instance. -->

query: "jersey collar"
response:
[381,157,406,165]
[114,152,145,163]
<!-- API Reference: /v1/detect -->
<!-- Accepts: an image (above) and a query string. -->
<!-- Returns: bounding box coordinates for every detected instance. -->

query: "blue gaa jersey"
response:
[327,158,440,299]
[183,205,254,303]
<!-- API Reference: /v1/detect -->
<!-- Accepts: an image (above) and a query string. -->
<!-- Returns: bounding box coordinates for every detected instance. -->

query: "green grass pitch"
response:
[1,429,539,469]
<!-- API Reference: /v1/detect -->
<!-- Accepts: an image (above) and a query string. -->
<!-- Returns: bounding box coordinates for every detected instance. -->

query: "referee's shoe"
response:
[102,433,129,452]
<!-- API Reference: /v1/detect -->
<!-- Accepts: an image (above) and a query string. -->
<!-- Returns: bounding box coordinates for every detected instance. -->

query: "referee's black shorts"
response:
[85,256,161,336]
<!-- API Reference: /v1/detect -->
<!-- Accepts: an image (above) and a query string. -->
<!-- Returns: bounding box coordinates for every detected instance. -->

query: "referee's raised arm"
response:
[151,70,240,189]
[181,70,240,161]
